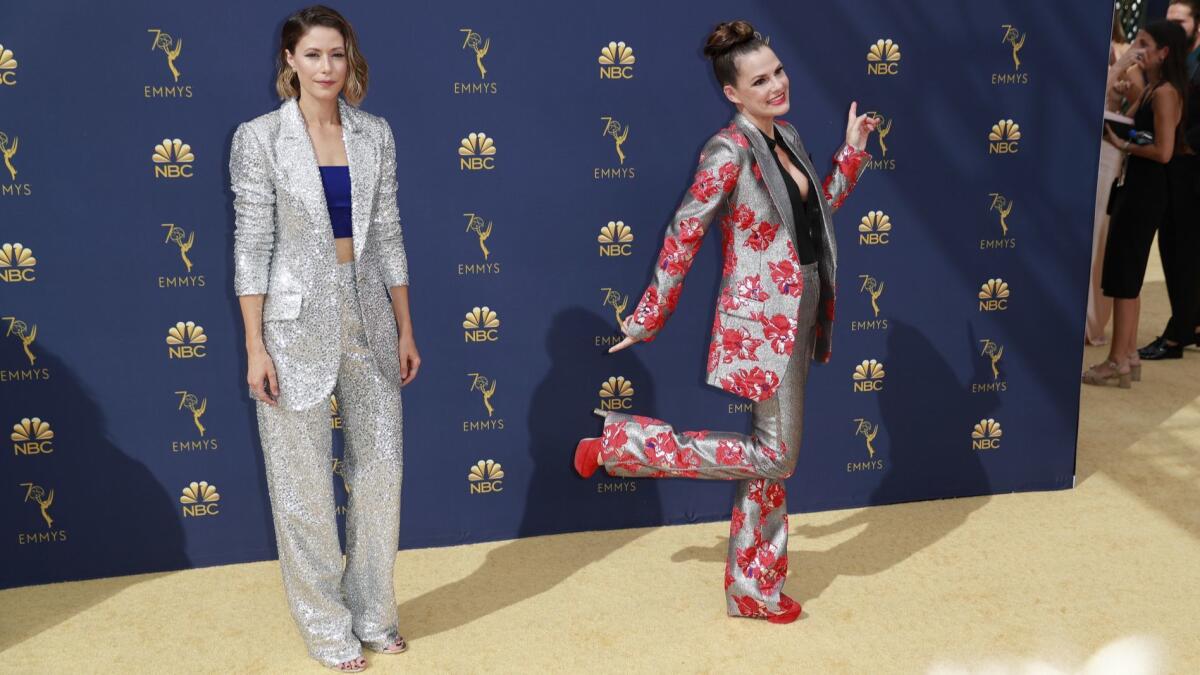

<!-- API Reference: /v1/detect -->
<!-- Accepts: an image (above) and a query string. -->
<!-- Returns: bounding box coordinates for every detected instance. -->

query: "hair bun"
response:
[704,21,757,60]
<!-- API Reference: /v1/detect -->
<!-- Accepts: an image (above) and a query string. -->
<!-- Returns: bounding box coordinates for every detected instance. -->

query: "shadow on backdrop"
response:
[396,308,661,638]
[0,347,187,650]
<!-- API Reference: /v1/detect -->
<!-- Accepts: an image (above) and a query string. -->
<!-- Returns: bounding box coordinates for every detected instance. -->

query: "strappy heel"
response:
[366,635,407,655]
[1081,360,1132,388]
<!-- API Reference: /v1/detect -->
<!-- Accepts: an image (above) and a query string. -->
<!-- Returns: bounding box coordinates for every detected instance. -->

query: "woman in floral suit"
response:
[575,21,876,624]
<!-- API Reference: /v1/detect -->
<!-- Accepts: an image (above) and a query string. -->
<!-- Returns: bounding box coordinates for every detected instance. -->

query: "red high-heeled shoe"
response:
[574,437,603,478]
[767,594,802,624]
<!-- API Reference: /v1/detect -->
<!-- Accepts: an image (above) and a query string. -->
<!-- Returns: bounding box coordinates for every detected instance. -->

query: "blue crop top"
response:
[318,166,352,238]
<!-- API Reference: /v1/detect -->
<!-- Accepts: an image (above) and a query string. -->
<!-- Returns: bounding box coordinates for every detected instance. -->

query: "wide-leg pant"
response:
[256,262,404,666]
[600,263,819,621]
[1159,155,1200,345]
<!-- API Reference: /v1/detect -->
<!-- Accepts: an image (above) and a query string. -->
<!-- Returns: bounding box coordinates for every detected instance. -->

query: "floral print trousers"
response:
[600,263,818,620]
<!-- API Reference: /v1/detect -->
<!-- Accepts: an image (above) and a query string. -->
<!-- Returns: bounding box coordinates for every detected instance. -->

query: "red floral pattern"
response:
[719,326,763,364]
[717,440,748,466]
[744,220,780,252]
[632,287,665,334]
[768,259,804,297]
[733,595,769,618]
[736,274,769,303]
[753,312,797,355]
[719,367,780,402]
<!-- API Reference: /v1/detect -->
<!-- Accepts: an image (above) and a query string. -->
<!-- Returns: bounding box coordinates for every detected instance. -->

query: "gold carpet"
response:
[3,248,1198,674]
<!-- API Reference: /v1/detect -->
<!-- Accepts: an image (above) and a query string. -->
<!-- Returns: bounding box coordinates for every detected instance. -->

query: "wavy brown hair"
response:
[275,5,368,105]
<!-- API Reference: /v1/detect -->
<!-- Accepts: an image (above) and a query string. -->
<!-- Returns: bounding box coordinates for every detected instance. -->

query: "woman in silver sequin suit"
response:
[574,22,877,624]
[230,7,418,671]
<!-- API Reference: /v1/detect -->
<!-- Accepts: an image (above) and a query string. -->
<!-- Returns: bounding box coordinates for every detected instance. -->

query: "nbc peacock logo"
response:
[866,38,901,75]
[0,44,17,86]
[978,278,1010,312]
[152,138,194,178]
[468,459,504,494]
[858,211,892,246]
[971,418,1003,450]
[458,132,496,171]
[599,41,636,79]
[988,119,1021,154]
[166,320,208,359]
[599,375,634,411]
[0,243,36,283]
[852,359,886,393]
[598,221,634,257]
[12,417,53,456]
[180,480,220,517]
[463,306,500,342]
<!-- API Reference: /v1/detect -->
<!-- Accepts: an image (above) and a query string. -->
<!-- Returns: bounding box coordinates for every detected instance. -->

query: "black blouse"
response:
[759,128,820,265]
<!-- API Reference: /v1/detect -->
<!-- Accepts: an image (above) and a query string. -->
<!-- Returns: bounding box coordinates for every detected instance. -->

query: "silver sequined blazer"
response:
[625,113,869,403]
[231,98,409,410]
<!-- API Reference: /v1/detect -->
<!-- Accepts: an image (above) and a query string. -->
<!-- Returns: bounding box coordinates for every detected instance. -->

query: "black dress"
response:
[1102,85,1171,299]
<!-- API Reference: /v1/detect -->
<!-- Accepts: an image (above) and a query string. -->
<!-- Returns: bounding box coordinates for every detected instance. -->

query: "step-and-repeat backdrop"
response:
[1,1,1110,587]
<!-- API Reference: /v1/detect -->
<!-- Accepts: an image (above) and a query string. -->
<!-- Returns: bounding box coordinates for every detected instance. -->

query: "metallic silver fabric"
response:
[623,114,869,402]
[257,262,404,667]
[602,263,819,621]
[231,97,408,410]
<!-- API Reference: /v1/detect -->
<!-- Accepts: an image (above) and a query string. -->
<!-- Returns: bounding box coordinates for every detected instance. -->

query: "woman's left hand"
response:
[845,101,880,151]
[398,335,421,386]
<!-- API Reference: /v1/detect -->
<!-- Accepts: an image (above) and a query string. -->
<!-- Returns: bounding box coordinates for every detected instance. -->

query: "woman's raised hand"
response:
[845,101,880,151]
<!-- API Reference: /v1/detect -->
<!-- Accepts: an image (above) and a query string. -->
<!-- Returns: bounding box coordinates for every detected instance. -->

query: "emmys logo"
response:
[463,306,500,342]
[3,315,37,366]
[180,480,220,517]
[458,133,496,171]
[172,390,218,452]
[864,113,894,170]
[978,279,1010,312]
[458,213,500,275]
[159,223,206,288]
[166,321,208,359]
[973,339,1008,394]
[0,130,30,196]
[852,359,886,393]
[598,221,633,257]
[468,459,505,494]
[596,288,629,348]
[993,25,1029,85]
[330,395,343,429]
[599,376,634,411]
[601,117,629,165]
[18,482,68,545]
[0,44,16,85]
[12,417,53,456]
[595,118,635,180]
[153,138,195,178]
[981,193,1017,250]
[971,418,1003,451]
[0,243,36,283]
[464,373,504,432]
[599,41,636,79]
[848,418,885,472]
[866,39,901,75]
[145,29,192,97]
[455,29,497,94]
[851,275,887,332]
[988,119,1021,154]
[858,211,892,246]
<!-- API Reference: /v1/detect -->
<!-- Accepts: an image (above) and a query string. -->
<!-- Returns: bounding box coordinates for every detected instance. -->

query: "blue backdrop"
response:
[1,0,1110,588]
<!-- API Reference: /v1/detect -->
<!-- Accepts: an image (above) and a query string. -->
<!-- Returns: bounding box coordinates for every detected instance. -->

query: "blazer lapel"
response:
[735,114,796,240]
[339,99,375,262]
[276,99,331,235]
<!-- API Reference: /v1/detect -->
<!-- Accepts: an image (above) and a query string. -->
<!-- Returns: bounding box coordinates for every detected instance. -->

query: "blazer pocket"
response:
[263,290,302,321]
[717,298,764,321]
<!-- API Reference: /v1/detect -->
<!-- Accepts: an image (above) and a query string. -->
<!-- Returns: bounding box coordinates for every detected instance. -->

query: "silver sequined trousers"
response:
[601,263,819,620]
[257,262,403,665]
